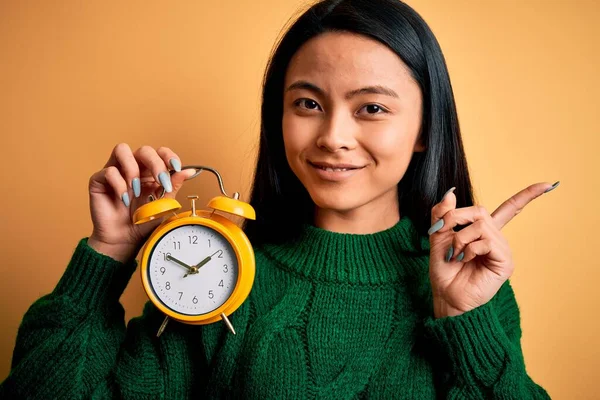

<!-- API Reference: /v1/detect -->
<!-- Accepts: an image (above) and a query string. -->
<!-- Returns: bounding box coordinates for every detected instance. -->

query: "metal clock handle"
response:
[152,165,239,202]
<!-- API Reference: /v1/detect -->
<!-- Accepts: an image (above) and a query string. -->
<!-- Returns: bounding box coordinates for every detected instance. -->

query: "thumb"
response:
[165,168,197,198]
[430,187,457,228]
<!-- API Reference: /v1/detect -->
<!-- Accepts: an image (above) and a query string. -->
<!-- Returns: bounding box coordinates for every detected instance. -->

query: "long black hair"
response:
[244,0,475,245]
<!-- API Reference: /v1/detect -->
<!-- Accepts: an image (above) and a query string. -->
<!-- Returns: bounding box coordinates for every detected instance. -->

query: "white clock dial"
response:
[147,224,238,315]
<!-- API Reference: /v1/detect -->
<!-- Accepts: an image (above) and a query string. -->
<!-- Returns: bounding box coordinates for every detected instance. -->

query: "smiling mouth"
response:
[308,161,364,172]
[315,166,352,172]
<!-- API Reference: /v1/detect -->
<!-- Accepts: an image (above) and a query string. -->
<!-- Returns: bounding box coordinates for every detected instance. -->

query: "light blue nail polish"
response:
[122,192,130,207]
[544,181,560,194]
[457,252,465,262]
[428,219,444,235]
[170,158,182,172]
[442,187,456,201]
[132,178,141,198]
[445,245,454,262]
[159,171,173,193]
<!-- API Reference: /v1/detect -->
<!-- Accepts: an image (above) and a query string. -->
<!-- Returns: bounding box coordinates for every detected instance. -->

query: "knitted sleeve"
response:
[0,238,137,399]
[424,281,551,399]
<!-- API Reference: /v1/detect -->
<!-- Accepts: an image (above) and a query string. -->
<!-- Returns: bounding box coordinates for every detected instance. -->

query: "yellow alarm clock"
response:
[132,165,256,337]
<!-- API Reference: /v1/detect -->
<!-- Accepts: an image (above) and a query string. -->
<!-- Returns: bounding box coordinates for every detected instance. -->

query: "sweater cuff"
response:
[53,238,138,310]
[424,301,517,386]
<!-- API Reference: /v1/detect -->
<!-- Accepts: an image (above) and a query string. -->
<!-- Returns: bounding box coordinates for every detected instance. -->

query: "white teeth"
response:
[321,167,348,172]
[312,163,356,172]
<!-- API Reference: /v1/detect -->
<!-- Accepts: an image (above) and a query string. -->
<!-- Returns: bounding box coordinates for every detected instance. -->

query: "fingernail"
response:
[170,158,182,172]
[445,245,454,262]
[132,178,141,198]
[544,181,560,194]
[457,252,465,262]
[428,219,444,235]
[442,187,456,201]
[122,192,131,207]
[159,171,173,193]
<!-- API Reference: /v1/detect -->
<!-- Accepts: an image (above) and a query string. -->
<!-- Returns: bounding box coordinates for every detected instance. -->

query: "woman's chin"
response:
[308,191,362,214]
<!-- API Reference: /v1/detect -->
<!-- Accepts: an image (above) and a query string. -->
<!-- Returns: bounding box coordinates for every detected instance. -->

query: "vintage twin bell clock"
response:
[132,165,256,337]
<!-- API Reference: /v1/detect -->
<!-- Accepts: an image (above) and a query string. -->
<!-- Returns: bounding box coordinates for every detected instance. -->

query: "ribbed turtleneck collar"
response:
[259,216,431,285]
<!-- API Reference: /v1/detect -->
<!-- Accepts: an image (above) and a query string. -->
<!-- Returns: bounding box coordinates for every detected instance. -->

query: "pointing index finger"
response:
[491,181,559,229]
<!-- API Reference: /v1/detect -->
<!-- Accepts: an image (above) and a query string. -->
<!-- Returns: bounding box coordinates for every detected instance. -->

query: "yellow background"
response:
[0,1,598,398]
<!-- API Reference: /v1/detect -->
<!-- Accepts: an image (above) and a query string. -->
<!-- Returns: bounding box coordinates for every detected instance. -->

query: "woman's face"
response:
[282,31,424,218]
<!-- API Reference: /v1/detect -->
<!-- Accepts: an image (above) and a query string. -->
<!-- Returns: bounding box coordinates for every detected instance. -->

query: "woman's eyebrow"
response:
[285,80,399,99]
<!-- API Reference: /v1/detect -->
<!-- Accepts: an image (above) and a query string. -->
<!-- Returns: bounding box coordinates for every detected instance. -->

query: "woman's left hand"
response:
[428,182,559,318]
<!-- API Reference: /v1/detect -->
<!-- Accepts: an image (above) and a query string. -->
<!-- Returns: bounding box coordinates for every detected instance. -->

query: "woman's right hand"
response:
[87,144,195,263]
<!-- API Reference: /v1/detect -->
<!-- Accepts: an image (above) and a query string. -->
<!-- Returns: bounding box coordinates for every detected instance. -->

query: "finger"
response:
[429,187,457,233]
[133,146,173,193]
[156,146,182,173]
[436,205,494,234]
[460,238,494,264]
[167,168,198,198]
[449,219,503,261]
[491,182,558,229]
[103,142,127,168]
[155,146,190,198]
[105,143,142,198]
[90,166,131,207]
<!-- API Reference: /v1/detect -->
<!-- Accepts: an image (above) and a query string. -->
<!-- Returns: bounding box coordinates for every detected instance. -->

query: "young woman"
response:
[1,0,556,398]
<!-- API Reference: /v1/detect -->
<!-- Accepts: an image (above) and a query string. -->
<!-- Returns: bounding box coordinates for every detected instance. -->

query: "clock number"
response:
[164,252,171,261]
[218,280,224,287]
[159,267,166,275]
[173,242,181,250]
[188,235,198,244]
[192,296,198,304]
[165,282,171,290]
[216,250,223,258]
[208,290,214,299]
[178,291,183,300]
[208,239,211,248]
[223,264,228,273]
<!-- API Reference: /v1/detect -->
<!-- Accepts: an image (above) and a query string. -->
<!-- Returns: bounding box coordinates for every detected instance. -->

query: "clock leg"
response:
[221,313,236,335]
[156,315,170,337]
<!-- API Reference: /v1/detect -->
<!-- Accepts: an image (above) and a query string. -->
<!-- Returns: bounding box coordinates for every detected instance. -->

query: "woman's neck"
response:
[313,189,400,234]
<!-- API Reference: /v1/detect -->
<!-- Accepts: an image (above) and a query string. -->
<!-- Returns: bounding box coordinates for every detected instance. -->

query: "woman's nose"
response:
[315,112,357,152]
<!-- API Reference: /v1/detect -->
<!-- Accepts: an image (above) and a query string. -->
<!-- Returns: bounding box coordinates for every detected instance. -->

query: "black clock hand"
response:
[165,254,198,276]
[188,250,222,276]
[176,250,222,278]
[194,250,221,269]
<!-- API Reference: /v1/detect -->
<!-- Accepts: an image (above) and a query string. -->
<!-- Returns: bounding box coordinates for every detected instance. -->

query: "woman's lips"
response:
[308,161,365,182]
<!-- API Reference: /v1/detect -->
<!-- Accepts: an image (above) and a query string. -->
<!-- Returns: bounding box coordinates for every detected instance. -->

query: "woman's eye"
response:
[293,99,387,115]
[360,104,388,115]
[295,99,321,111]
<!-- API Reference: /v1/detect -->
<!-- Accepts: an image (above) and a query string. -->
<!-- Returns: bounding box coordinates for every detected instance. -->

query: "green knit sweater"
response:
[1,217,550,399]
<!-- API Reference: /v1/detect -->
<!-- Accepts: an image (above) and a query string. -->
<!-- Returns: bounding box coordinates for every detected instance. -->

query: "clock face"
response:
[147,224,239,316]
